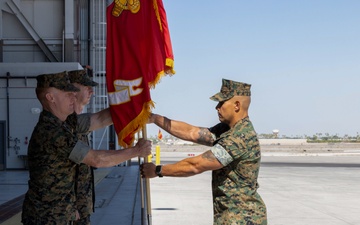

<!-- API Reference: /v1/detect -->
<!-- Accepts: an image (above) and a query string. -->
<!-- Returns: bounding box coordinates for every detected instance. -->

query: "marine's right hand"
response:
[147,113,156,124]
[135,138,152,158]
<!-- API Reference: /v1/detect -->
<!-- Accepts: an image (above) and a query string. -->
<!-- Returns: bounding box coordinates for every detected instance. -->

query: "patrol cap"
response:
[36,71,80,92]
[68,69,98,87]
[210,78,251,102]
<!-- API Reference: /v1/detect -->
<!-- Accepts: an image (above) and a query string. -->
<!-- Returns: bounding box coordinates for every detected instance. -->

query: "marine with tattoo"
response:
[141,79,267,225]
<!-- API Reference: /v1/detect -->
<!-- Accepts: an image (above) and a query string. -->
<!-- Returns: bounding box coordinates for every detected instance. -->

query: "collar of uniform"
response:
[65,112,78,131]
[219,116,251,138]
[40,110,64,127]
[234,116,250,127]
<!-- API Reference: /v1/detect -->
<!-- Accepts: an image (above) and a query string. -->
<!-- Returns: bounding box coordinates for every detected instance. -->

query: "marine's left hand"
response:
[140,163,157,178]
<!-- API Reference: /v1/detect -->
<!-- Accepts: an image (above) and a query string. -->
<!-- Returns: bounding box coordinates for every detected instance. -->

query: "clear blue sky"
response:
[147,0,360,138]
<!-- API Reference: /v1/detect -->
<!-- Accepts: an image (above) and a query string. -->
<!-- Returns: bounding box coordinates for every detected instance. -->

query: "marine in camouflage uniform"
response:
[22,72,93,225]
[141,79,267,225]
[73,132,94,225]
[23,71,152,225]
[209,118,267,224]
[68,69,99,225]
[208,79,267,224]
[71,115,94,225]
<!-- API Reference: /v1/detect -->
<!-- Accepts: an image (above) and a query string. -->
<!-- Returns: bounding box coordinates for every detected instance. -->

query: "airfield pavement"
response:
[1,143,360,225]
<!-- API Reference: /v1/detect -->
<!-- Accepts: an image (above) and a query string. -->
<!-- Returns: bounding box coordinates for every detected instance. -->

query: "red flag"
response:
[157,129,163,140]
[106,0,174,147]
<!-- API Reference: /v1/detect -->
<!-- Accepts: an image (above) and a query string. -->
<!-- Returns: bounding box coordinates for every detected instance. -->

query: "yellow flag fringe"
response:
[149,58,175,89]
[117,100,155,147]
[153,0,162,32]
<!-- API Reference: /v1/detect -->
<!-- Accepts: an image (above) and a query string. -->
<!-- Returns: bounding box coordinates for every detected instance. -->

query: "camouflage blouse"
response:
[22,110,91,224]
[209,117,267,225]
[70,112,95,220]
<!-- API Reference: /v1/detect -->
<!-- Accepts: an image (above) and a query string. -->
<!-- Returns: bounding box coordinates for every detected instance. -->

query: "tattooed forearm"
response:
[201,150,217,162]
[196,128,215,146]
[163,116,171,131]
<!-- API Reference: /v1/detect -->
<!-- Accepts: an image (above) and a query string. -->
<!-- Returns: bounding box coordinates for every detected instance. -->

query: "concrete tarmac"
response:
[1,152,359,225]
[148,152,360,225]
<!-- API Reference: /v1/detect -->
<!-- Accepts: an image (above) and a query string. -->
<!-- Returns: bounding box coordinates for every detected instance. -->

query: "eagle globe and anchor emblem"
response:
[112,0,140,16]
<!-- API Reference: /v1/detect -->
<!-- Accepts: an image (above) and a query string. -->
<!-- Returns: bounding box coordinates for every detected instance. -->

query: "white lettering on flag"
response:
[108,77,144,105]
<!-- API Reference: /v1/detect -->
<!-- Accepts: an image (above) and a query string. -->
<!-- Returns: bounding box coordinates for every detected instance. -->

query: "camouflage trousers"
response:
[22,214,89,225]
[22,218,77,225]
[73,216,91,225]
[213,210,267,225]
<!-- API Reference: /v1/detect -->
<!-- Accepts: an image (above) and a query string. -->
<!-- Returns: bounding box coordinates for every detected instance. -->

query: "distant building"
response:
[259,139,307,145]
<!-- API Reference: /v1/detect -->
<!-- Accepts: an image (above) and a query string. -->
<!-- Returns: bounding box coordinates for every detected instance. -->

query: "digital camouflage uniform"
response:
[67,113,94,225]
[22,110,92,225]
[208,79,267,225]
[210,118,267,225]
[68,69,99,225]
[73,135,94,225]
[22,72,92,225]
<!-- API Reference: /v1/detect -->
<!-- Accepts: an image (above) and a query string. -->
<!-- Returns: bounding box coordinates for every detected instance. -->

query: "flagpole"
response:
[141,127,152,225]
[138,156,146,225]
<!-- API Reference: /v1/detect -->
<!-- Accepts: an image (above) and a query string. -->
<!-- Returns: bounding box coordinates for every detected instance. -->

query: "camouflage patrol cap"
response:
[68,69,98,87]
[210,79,251,101]
[36,71,80,92]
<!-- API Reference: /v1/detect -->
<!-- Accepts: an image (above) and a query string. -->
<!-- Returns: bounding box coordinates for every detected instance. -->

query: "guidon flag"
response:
[157,129,163,140]
[106,0,174,147]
